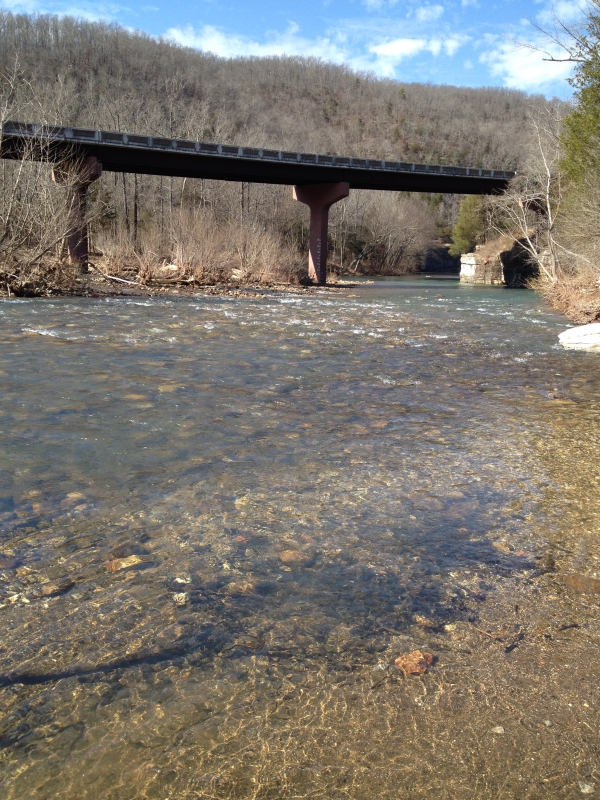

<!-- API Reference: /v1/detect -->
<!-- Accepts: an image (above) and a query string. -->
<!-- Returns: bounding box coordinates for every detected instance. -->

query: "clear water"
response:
[1,279,600,798]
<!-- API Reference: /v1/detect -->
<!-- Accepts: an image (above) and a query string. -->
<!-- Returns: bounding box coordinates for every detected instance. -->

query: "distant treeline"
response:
[0,11,556,293]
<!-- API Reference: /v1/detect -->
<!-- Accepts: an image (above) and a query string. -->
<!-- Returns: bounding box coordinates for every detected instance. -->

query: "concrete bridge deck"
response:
[0,121,516,284]
[1,121,514,195]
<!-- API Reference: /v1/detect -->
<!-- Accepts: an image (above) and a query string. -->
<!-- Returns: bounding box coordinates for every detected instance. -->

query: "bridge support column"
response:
[293,182,349,284]
[52,156,102,273]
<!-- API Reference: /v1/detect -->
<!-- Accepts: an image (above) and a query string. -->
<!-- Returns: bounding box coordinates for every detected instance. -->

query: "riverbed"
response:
[1,277,599,798]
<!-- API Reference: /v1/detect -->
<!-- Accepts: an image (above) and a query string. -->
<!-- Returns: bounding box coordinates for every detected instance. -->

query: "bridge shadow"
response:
[0,511,538,695]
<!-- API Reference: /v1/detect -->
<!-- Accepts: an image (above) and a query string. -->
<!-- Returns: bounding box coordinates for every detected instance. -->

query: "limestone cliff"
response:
[459,236,537,286]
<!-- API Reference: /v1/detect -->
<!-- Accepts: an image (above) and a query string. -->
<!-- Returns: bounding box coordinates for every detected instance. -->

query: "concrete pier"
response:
[52,156,102,272]
[293,182,349,284]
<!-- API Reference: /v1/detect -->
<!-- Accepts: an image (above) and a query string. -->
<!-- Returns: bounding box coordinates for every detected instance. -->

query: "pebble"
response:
[172,592,188,606]
[579,782,595,794]
[491,726,505,734]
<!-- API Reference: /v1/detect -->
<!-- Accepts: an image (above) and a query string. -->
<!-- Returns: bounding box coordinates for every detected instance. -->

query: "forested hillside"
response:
[0,12,549,167]
[0,12,556,292]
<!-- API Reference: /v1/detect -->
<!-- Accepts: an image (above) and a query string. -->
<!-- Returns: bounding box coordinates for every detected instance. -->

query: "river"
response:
[1,277,599,798]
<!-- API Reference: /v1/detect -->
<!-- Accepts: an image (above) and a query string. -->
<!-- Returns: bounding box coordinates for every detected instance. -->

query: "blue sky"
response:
[3,0,584,97]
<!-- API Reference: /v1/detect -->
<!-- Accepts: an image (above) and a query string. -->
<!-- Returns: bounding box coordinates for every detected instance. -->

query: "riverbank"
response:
[542,273,600,324]
[0,272,355,300]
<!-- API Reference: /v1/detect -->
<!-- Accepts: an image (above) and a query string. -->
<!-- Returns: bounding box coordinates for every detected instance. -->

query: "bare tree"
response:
[0,66,98,294]
[555,170,600,278]
[342,193,437,275]
[487,108,564,284]
[520,3,592,65]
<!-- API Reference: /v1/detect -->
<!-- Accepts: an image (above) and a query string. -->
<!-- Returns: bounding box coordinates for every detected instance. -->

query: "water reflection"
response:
[1,281,599,798]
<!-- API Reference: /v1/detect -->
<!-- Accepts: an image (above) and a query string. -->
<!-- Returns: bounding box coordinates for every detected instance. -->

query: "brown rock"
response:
[564,573,600,595]
[0,554,18,570]
[413,615,437,628]
[105,554,143,572]
[33,579,75,597]
[221,581,255,596]
[279,549,312,565]
[394,650,434,676]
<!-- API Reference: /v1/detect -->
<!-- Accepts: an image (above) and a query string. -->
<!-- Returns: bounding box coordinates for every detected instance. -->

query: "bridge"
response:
[1,121,515,284]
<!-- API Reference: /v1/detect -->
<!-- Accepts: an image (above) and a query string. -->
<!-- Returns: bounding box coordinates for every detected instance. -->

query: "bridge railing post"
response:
[293,182,349,284]
[52,156,102,274]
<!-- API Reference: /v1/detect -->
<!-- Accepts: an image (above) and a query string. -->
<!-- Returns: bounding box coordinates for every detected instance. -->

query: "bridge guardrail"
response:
[1,120,516,182]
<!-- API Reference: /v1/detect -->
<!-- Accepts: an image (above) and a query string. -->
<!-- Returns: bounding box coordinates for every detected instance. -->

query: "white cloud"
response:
[415,4,444,23]
[364,31,468,76]
[0,0,42,12]
[428,37,442,55]
[165,18,471,82]
[166,22,349,62]
[536,0,584,26]
[60,4,117,20]
[480,37,574,92]
[0,0,126,20]
[362,0,399,10]
[444,34,470,56]
[365,39,427,75]
[370,36,427,58]
[363,0,384,10]
[170,22,463,81]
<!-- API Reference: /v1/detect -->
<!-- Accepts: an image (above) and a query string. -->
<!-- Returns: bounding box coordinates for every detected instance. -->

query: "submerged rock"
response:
[32,578,75,597]
[279,549,313,566]
[558,323,600,351]
[221,580,255,596]
[0,554,19,570]
[105,554,143,572]
[394,650,434,676]
[564,574,600,594]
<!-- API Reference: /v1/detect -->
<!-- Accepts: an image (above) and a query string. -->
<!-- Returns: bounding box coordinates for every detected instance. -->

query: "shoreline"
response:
[0,276,358,300]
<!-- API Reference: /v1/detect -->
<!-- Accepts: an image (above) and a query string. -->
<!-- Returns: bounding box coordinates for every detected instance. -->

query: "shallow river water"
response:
[1,277,600,799]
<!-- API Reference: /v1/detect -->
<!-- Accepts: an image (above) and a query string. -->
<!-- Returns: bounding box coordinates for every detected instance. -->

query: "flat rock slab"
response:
[558,323,600,350]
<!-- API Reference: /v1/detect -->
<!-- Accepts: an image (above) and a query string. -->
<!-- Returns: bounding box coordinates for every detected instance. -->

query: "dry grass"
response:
[538,268,600,324]
[91,210,306,288]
